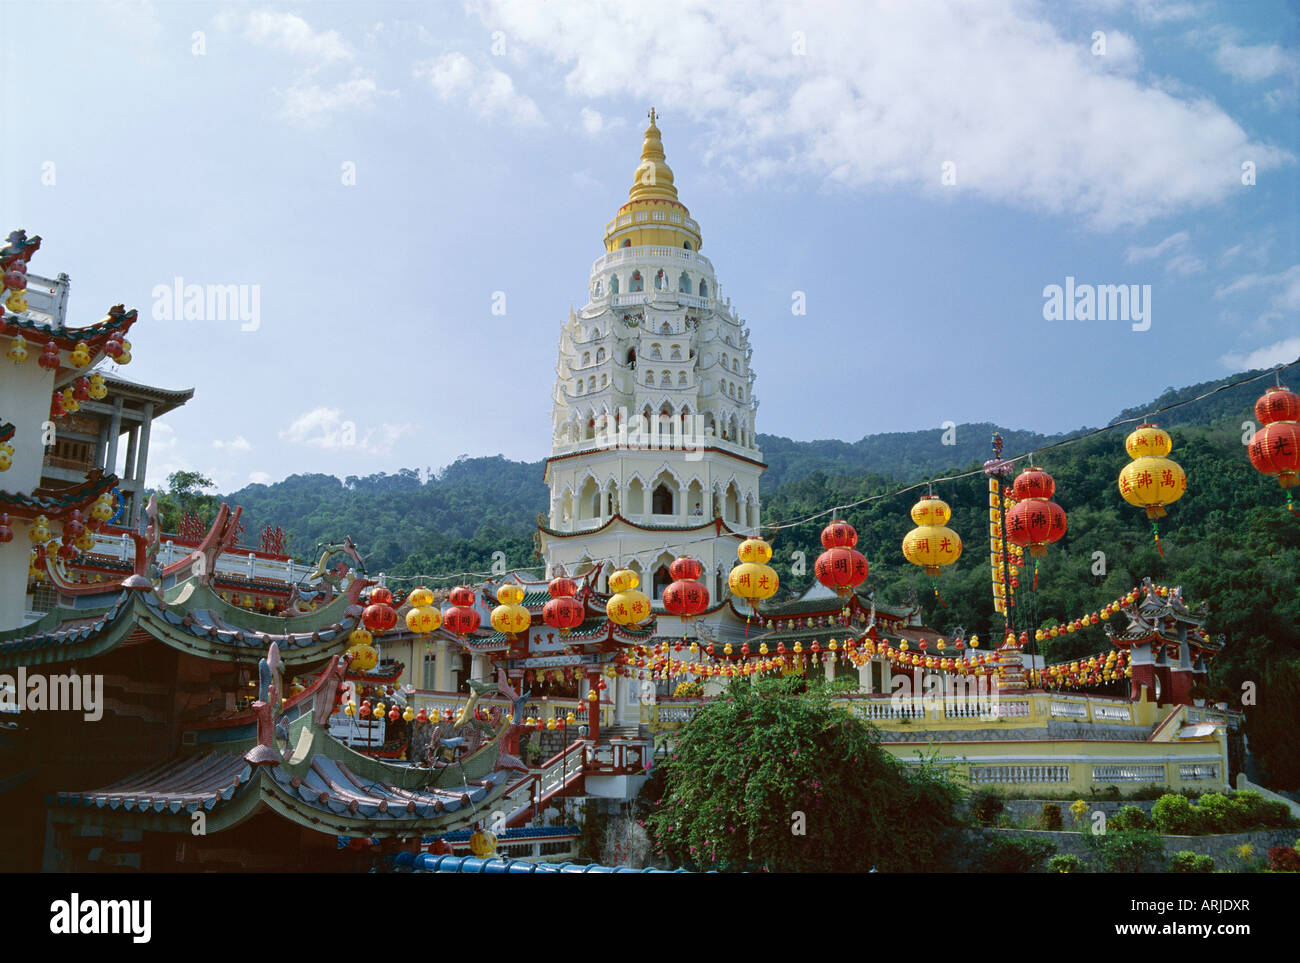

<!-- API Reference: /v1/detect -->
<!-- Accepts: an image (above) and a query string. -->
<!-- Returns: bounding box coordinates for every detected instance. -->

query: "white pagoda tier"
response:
[539,111,763,631]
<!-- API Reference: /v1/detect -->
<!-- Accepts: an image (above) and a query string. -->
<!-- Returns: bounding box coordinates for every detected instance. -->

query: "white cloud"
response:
[212,435,252,452]
[1220,336,1300,371]
[280,407,414,455]
[414,52,542,126]
[248,471,274,485]
[1212,39,1298,84]
[1215,264,1300,311]
[1126,231,1190,262]
[280,69,392,126]
[471,0,1291,229]
[581,106,623,136]
[1164,252,1205,276]
[235,10,353,65]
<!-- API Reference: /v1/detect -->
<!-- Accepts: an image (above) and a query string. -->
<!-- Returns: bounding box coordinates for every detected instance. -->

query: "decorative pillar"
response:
[123,426,139,525]
[586,671,601,744]
[105,395,123,475]
[614,673,627,725]
[132,401,154,507]
[857,661,872,694]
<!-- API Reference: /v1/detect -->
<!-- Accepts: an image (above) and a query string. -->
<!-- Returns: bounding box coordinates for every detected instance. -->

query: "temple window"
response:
[670,345,681,360]
[630,271,644,292]
[698,279,708,297]
[678,271,690,293]
[596,347,606,363]
[609,275,619,295]
[646,371,655,385]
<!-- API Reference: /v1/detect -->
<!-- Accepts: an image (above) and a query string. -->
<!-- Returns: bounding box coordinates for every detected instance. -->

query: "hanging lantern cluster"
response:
[814,520,868,598]
[0,513,11,543]
[0,437,11,472]
[404,585,442,634]
[662,555,710,624]
[1118,423,1186,554]
[442,585,482,636]
[37,340,59,372]
[490,582,531,639]
[88,372,108,400]
[361,586,398,633]
[606,568,651,625]
[69,341,91,367]
[543,576,584,635]
[728,537,778,624]
[2,254,29,312]
[1037,649,1130,689]
[1248,383,1300,515]
[902,494,962,603]
[103,330,131,364]
[1005,467,1067,558]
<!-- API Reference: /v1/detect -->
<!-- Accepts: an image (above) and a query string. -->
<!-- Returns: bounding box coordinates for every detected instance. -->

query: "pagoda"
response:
[539,110,763,617]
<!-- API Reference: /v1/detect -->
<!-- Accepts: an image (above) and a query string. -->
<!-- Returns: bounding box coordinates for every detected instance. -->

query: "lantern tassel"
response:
[1032,560,1038,592]
[1287,489,1299,518]
[1152,520,1164,557]
[933,581,948,609]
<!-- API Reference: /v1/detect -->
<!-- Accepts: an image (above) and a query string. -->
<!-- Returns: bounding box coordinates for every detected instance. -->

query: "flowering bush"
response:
[672,680,703,698]
[1169,850,1214,873]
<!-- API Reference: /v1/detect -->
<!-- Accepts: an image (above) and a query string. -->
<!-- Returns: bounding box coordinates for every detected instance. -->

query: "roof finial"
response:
[648,106,657,126]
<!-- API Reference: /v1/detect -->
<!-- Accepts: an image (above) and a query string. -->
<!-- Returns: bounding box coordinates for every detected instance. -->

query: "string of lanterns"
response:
[902,494,962,604]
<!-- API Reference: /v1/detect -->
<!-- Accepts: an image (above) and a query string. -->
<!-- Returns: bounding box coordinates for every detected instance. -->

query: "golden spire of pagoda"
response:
[603,108,702,253]
[629,107,678,202]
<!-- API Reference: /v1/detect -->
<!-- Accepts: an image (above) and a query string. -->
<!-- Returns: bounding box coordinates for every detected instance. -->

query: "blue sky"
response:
[5,0,1298,493]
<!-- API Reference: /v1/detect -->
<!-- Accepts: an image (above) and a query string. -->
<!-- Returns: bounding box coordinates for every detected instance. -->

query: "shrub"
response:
[1048,853,1084,873]
[1089,829,1165,873]
[1040,803,1063,831]
[1196,793,1237,833]
[1152,794,1201,835]
[1268,847,1300,872]
[1111,805,1152,832]
[1169,850,1215,873]
[1069,799,1089,827]
[971,790,1005,827]
[978,834,1056,873]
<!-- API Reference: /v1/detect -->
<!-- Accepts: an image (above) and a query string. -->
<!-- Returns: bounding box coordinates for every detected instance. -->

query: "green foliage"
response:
[1048,853,1084,873]
[1152,794,1202,835]
[1088,829,1165,872]
[970,789,1006,827]
[1040,803,1063,830]
[1169,850,1215,873]
[642,675,963,871]
[1112,805,1153,832]
[975,834,1056,873]
[154,470,219,533]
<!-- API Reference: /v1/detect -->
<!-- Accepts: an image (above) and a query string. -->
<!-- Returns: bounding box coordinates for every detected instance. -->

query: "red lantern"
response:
[38,342,60,371]
[369,586,394,606]
[443,607,480,636]
[362,600,397,633]
[1248,385,1300,511]
[663,579,709,618]
[668,555,704,581]
[0,514,11,544]
[543,596,584,633]
[820,521,857,549]
[448,585,477,608]
[814,545,869,597]
[547,576,578,599]
[1006,467,1067,557]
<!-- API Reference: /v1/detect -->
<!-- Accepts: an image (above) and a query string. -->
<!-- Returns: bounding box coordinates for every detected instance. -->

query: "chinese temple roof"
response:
[0,469,120,521]
[51,753,252,816]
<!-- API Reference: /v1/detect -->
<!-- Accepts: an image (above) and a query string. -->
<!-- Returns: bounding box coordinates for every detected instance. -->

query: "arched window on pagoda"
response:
[670,345,681,360]
[645,371,655,385]
[661,369,671,386]
[655,269,667,290]
[601,373,608,387]
[596,347,606,363]
[699,279,708,297]
[660,321,671,334]
[582,351,591,366]
[678,271,691,293]
[683,241,691,250]
[622,239,631,248]
[678,371,687,386]
[652,482,675,515]
[653,565,672,600]
[650,343,662,360]
[732,358,739,372]
[626,348,636,368]
[630,271,644,292]
[587,377,596,392]
[609,275,619,295]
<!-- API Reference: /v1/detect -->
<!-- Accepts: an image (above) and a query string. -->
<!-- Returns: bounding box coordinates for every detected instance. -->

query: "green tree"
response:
[154,471,219,533]
[1087,829,1165,872]
[643,675,963,872]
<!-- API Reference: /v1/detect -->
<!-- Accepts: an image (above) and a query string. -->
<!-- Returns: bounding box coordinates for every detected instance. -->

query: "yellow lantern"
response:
[69,342,91,367]
[902,495,962,578]
[6,334,28,365]
[406,605,442,634]
[29,514,51,544]
[469,828,498,857]
[408,586,435,608]
[490,598,531,637]
[606,568,651,625]
[728,537,777,617]
[403,706,415,723]
[1118,423,1186,552]
[496,583,526,606]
